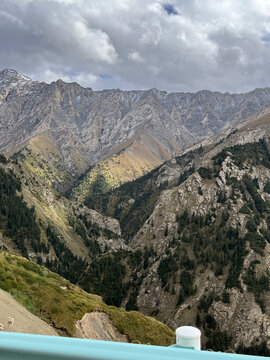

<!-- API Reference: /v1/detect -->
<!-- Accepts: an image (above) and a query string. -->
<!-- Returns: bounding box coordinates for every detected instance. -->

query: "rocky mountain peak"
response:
[0,69,31,89]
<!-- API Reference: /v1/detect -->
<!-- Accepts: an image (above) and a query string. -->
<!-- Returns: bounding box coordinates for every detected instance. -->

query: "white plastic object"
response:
[175,326,201,350]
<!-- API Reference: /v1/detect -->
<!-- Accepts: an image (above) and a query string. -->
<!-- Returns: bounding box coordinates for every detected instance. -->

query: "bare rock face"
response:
[74,205,126,252]
[75,312,128,342]
[211,288,270,349]
[75,205,121,236]
[1,69,270,177]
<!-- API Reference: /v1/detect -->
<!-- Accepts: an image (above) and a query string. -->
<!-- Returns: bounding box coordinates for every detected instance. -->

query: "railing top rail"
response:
[0,332,265,360]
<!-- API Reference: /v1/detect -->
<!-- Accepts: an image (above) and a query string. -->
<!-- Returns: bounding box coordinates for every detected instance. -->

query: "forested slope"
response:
[81,137,270,355]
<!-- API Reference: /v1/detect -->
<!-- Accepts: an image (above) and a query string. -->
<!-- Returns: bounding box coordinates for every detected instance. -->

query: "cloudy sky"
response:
[1,0,270,92]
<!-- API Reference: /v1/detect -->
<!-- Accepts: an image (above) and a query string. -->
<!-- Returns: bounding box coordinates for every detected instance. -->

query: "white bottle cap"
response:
[176,326,201,350]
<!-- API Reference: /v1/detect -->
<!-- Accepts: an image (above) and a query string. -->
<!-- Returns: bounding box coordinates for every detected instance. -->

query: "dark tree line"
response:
[0,167,42,257]
[78,252,127,307]
[45,225,87,284]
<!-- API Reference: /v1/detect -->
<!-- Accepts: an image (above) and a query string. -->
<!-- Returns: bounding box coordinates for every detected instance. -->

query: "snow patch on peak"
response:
[0,68,32,89]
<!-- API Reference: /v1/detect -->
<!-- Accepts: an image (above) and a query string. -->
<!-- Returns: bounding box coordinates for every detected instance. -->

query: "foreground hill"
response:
[0,251,174,345]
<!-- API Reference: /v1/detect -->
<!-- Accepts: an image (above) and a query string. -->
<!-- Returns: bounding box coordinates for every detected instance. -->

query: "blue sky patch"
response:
[99,74,112,80]
[163,3,178,15]
[262,33,270,45]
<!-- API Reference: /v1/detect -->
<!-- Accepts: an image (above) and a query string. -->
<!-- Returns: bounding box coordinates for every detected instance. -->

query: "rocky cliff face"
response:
[129,149,270,350]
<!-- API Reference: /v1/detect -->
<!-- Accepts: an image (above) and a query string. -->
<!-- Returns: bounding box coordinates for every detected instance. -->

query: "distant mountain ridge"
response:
[1,68,270,182]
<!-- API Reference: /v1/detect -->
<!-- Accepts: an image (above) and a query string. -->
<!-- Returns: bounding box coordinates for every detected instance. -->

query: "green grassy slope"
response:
[0,251,174,345]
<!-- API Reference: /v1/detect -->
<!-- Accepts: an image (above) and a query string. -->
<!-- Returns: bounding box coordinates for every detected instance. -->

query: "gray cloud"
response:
[1,0,270,92]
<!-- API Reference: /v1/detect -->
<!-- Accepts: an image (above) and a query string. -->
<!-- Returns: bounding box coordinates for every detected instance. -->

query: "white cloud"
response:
[0,0,270,92]
[73,20,117,64]
[128,50,144,63]
[140,21,162,46]
[30,68,98,87]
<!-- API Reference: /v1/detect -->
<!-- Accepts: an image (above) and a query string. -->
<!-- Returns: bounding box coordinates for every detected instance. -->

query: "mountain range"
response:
[1,68,270,354]
[2,68,270,193]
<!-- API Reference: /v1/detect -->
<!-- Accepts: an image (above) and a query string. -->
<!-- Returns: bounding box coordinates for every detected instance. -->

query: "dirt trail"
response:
[0,288,58,336]
[75,312,128,342]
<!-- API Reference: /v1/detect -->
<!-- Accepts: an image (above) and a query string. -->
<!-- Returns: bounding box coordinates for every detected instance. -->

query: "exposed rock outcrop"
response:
[75,312,128,342]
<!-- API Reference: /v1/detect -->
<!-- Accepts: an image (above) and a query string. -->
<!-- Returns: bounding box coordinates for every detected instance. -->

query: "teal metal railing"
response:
[0,332,266,360]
